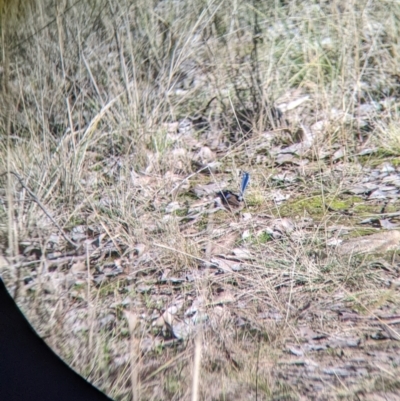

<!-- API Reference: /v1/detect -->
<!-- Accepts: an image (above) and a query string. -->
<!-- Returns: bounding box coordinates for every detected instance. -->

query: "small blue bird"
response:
[216,172,250,210]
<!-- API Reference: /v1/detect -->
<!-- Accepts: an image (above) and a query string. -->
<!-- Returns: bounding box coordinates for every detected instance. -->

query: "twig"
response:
[255,333,261,401]
[191,332,202,401]
[0,171,78,248]
[362,212,400,219]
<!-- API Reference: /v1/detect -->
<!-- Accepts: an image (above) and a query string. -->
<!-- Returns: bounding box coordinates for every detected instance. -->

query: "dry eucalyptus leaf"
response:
[134,243,146,256]
[275,153,297,165]
[287,347,304,357]
[277,95,310,112]
[153,316,166,328]
[165,201,182,213]
[338,231,400,255]
[332,148,346,161]
[184,296,205,316]
[322,368,352,377]
[381,324,400,341]
[161,311,175,326]
[71,261,86,273]
[192,181,228,197]
[0,255,9,269]
[379,219,399,230]
[210,232,238,255]
[210,291,235,305]
[210,258,235,272]
[171,319,193,340]
[347,183,378,195]
[164,121,179,134]
[232,248,252,260]
[100,314,115,328]
[272,172,297,183]
[327,237,343,247]
[273,218,294,234]
[368,189,387,200]
[242,212,252,220]
[171,147,187,159]
[156,300,185,326]
[382,175,400,186]
[193,146,216,164]
[357,148,378,156]
[379,162,395,173]
[124,310,139,333]
[280,141,311,157]
[242,230,251,240]
[269,189,291,204]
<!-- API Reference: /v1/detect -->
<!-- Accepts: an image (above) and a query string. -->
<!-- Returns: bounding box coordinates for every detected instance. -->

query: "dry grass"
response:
[2,0,400,400]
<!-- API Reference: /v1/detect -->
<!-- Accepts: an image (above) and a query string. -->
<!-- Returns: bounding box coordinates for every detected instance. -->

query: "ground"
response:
[1,0,400,400]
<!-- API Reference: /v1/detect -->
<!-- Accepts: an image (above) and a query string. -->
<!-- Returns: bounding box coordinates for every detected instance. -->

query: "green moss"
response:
[173,208,188,217]
[258,232,273,244]
[279,194,360,218]
[279,193,400,224]
[66,217,86,229]
[164,377,182,397]
[279,195,319,217]
[246,193,264,207]
[344,228,377,238]
[357,152,400,167]
[196,215,209,230]
[353,201,400,215]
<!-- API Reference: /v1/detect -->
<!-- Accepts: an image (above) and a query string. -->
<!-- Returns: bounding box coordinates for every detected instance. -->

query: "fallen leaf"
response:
[171,319,192,340]
[210,232,238,255]
[134,243,146,256]
[338,231,400,255]
[379,219,399,230]
[275,153,297,165]
[232,248,252,260]
[192,181,228,197]
[210,290,235,305]
[165,201,182,213]
[277,95,310,112]
[210,257,236,272]
[71,261,86,273]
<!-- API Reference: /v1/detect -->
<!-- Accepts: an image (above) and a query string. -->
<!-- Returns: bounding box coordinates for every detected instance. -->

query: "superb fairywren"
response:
[216,172,250,210]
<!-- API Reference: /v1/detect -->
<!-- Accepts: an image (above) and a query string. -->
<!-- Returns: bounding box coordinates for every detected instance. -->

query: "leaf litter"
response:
[4,132,400,398]
[3,4,400,399]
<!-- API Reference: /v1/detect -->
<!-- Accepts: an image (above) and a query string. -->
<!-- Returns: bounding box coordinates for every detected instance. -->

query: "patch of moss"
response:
[353,200,400,215]
[173,208,188,217]
[164,376,182,398]
[279,195,320,218]
[66,217,86,230]
[357,152,400,167]
[196,215,209,231]
[279,194,360,218]
[246,193,264,207]
[279,193,400,223]
[344,228,377,238]
[258,232,274,244]
[392,158,400,166]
